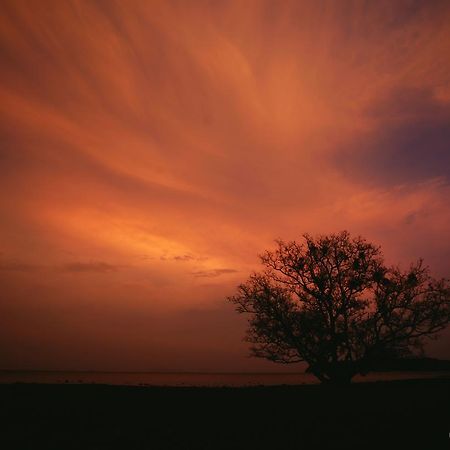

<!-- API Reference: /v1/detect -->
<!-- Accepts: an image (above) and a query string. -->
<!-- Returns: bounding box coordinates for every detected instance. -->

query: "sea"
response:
[1,370,449,387]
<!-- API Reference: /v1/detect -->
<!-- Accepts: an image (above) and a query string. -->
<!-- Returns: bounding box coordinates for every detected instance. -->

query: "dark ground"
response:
[1,378,449,450]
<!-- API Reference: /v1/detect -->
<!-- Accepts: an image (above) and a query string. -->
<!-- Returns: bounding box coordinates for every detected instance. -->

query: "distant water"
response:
[1,370,449,387]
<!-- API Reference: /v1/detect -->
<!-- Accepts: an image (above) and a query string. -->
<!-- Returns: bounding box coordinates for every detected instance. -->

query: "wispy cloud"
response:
[0,261,40,272]
[58,261,122,274]
[191,268,238,278]
[0,259,124,274]
[0,0,449,370]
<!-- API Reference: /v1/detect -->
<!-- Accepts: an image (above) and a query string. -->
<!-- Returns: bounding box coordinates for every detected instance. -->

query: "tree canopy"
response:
[228,231,450,384]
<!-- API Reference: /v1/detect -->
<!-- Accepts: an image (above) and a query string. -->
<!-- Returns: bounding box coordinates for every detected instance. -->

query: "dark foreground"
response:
[1,378,449,449]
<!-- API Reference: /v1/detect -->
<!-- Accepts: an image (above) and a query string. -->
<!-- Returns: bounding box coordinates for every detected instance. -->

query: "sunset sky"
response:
[1,0,450,372]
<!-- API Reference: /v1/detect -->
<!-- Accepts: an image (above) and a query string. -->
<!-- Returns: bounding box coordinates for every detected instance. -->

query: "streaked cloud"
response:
[191,268,238,278]
[59,261,122,274]
[0,0,449,370]
[0,261,40,272]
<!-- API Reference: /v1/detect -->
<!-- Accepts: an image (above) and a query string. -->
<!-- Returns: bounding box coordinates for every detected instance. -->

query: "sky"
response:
[1,0,450,372]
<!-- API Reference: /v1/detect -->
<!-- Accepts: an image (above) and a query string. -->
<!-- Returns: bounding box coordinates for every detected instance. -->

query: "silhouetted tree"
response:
[228,231,450,384]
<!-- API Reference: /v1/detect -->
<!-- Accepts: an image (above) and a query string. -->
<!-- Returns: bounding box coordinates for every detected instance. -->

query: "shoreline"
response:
[1,374,450,388]
[1,369,449,388]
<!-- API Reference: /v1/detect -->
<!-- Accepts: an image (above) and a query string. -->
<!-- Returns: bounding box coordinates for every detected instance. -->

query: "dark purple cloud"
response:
[336,88,450,186]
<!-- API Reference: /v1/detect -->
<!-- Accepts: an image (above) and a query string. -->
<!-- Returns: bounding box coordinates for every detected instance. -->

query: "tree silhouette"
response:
[228,231,450,384]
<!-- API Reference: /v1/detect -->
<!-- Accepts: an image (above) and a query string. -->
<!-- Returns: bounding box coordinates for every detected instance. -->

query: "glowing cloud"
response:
[1,0,449,371]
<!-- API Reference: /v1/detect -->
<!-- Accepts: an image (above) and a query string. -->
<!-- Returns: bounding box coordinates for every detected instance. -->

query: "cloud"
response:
[160,253,205,262]
[0,0,449,370]
[334,87,450,187]
[0,261,40,272]
[0,259,124,274]
[59,261,121,274]
[172,254,196,262]
[191,268,238,278]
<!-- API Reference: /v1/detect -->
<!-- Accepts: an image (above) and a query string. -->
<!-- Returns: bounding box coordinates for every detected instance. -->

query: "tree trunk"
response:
[319,363,355,385]
[323,375,353,385]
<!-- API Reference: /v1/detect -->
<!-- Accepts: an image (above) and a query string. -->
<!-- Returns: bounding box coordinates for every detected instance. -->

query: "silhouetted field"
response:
[1,378,449,449]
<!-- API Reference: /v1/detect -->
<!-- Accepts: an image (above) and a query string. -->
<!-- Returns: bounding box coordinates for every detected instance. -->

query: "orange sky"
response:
[1,0,450,371]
